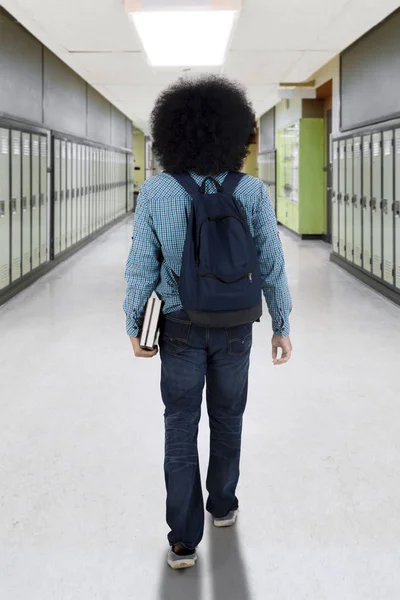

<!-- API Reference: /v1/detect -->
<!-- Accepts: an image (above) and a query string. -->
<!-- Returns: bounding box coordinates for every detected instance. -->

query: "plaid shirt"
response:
[124,172,292,337]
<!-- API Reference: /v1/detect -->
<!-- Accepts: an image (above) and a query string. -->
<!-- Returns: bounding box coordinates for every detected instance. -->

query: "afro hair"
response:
[150,75,256,175]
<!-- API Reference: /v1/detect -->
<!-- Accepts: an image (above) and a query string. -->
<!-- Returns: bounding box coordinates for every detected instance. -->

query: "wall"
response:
[0,7,132,149]
[311,56,340,135]
[133,128,145,190]
[244,142,259,178]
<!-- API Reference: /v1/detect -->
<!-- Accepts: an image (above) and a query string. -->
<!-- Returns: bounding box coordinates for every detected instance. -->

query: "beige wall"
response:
[243,142,259,178]
[133,128,145,191]
[311,56,340,135]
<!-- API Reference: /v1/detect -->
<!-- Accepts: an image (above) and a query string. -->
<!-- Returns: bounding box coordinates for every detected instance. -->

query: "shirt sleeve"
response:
[123,186,161,337]
[252,183,292,337]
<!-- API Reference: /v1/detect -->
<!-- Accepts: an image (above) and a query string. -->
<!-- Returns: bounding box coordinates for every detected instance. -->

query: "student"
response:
[124,76,292,570]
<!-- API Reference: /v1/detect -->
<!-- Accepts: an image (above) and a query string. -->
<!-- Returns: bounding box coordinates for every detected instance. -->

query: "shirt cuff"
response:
[273,317,290,337]
[126,315,139,338]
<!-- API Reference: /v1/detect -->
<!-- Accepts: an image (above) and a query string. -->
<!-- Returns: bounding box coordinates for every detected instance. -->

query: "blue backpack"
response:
[171,172,262,328]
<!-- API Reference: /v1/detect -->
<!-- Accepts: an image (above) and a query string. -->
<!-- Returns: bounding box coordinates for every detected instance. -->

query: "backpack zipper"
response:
[200,272,252,284]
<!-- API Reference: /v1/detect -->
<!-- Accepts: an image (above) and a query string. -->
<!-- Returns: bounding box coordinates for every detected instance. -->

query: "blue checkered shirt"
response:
[124,172,292,337]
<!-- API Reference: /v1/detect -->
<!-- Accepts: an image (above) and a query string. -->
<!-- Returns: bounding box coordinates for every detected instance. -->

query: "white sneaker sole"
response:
[213,510,238,528]
[167,554,197,570]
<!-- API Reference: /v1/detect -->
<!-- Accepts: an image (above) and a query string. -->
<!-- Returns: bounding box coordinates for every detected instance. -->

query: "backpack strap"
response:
[170,173,201,198]
[221,172,246,196]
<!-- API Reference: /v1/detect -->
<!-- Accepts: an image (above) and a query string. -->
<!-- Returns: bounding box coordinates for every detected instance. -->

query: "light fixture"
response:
[125,1,241,68]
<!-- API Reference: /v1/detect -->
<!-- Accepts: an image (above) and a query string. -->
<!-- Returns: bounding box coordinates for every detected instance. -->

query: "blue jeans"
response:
[159,310,252,549]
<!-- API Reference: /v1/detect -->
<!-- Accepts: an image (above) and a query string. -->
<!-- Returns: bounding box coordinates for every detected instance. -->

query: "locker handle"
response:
[54,191,58,203]
[352,195,357,205]
[22,196,27,211]
[344,194,349,204]
[60,191,64,201]
[395,201,400,217]
[40,193,44,206]
[11,199,17,214]
[371,198,377,210]
[32,195,37,209]
[382,199,388,214]
[0,201,5,217]
[72,190,75,199]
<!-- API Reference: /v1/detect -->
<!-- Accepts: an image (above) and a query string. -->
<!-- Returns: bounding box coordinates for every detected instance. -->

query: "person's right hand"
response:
[130,336,158,358]
[272,335,292,366]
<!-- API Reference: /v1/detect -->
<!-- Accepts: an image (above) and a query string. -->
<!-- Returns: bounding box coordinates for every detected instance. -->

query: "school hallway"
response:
[1,217,399,600]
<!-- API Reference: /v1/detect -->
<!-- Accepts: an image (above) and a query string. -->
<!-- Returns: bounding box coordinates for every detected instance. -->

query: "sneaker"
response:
[167,545,197,570]
[213,509,239,528]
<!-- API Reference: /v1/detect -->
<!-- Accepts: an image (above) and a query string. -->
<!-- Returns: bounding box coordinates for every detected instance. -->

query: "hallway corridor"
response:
[1,218,400,600]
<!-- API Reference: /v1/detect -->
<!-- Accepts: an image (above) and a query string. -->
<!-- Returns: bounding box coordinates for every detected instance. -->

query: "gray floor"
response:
[1,218,400,600]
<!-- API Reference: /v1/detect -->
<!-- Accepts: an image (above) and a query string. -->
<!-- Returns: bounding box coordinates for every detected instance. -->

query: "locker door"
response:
[22,132,31,276]
[100,149,104,227]
[40,136,48,264]
[372,132,382,278]
[53,139,61,256]
[382,130,394,285]
[11,131,22,282]
[338,140,346,258]
[86,146,90,236]
[395,130,400,290]
[362,135,372,272]
[353,137,362,268]
[91,147,96,233]
[66,141,72,248]
[31,135,40,270]
[80,145,85,239]
[0,128,10,290]
[71,142,77,245]
[345,139,353,262]
[60,140,67,252]
[95,148,99,231]
[107,151,110,223]
[76,144,82,242]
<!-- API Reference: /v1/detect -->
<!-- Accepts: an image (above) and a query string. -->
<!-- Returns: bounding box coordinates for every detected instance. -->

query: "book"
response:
[140,292,162,350]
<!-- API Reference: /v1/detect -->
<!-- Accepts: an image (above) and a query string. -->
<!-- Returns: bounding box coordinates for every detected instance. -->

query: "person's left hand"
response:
[130,337,158,358]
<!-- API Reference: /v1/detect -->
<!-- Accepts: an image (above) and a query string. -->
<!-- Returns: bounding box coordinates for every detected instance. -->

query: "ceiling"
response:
[2,0,400,132]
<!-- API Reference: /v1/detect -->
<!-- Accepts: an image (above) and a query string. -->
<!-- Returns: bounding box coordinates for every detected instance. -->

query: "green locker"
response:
[31,135,40,270]
[53,139,61,256]
[371,132,382,278]
[338,140,346,258]
[66,141,72,248]
[353,137,362,268]
[332,140,339,253]
[22,132,31,276]
[395,130,400,290]
[362,135,372,272]
[11,130,21,282]
[60,141,67,252]
[0,128,10,290]
[345,138,353,262]
[382,130,394,285]
[72,143,77,245]
[40,136,48,265]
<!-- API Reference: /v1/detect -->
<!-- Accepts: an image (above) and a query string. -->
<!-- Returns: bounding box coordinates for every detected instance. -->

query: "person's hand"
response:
[130,336,158,358]
[272,335,292,366]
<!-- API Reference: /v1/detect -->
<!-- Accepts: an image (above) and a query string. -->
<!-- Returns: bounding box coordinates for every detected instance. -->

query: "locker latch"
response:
[32,195,37,209]
[382,199,388,214]
[352,195,357,205]
[0,201,5,217]
[371,198,377,211]
[344,194,350,205]
[395,201,400,217]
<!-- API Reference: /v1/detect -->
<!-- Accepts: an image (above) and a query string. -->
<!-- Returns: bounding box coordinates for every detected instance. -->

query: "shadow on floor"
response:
[158,556,203,600]
[209,524,253,600]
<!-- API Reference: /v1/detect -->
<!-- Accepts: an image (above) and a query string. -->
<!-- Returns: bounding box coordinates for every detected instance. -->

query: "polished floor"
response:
[1,218,400,600]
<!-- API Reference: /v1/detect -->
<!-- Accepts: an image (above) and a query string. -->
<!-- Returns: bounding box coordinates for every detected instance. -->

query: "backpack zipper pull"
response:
[248,273,252,283]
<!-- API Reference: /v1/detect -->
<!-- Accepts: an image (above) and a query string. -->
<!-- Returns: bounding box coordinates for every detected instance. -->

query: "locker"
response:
[60,141,67,252]
[382,130,394,285]
[66,141,72,248]
[353,137,362,268]
[80,145,85,240]
[11,131,22,282]
[85,146,90,237]
[40,136,48,264]
[31,135,40,270]
[345,138,353,262]
[395,130,400,290]
[338,140,346,258]
[72,143,77,245]
[100,149,104,228]
[0,128,10,290]
[22,132,31,276]
[362,135,372,272]
[371,132,382,278]
[53,139,61,256]
[95,147,99,231]
[90,147,95,234]
[76,144,81,242]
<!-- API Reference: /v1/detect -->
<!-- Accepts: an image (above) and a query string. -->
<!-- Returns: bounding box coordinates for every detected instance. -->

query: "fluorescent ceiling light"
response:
[130,10,237,67]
